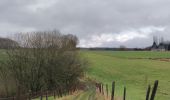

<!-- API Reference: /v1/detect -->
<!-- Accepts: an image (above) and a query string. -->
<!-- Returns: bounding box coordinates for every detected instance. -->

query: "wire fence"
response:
[95,80,159,100]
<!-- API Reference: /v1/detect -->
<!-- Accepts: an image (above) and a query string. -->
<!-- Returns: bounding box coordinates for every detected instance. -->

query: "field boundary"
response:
[95,80,159,100]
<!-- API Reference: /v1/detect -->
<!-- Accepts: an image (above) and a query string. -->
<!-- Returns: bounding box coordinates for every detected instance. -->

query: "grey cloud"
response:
[0,0,170,47]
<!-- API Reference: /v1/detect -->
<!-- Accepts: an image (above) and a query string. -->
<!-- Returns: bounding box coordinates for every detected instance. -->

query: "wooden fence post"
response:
[102,84,104,95]
[99,83,102,93]
[106,84,108,98]
[111,81,115,100]
[123,87,126,100]
[150,80,159,100]
[146,85,151,100]
[59,88,62,97]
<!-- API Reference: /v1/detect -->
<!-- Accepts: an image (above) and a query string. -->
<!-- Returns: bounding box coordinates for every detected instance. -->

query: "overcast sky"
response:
[0,0,170,48]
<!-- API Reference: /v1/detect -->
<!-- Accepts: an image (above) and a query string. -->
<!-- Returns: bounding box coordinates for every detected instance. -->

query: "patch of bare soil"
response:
[148,58,170,62]
[127,57,170,62]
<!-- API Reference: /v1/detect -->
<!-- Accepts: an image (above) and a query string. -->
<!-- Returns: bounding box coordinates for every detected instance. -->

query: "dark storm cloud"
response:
[0,0,170,47]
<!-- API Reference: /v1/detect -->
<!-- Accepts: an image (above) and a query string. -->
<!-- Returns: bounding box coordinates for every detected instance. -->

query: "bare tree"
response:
[0,63,9,97]
[1,30,86,99]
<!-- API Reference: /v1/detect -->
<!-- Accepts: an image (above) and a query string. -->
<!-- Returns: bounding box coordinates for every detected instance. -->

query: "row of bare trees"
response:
[0,31,87,99]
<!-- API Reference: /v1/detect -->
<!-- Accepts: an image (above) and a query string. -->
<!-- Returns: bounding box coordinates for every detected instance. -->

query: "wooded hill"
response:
[0,37,18,49]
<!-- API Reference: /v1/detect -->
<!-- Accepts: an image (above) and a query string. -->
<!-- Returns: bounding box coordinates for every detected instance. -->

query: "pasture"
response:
[82,51,170,100]
[0,50,170,100]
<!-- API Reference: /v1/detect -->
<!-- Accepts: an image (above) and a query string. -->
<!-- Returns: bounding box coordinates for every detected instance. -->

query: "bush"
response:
[0,31,86,98]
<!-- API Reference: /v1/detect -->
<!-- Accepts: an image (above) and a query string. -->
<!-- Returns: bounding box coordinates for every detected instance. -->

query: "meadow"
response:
[82,51,170,100]
[0,50,170,100]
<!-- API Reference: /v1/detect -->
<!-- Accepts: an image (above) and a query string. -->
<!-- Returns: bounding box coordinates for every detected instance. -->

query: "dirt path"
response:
[56,83,106,100]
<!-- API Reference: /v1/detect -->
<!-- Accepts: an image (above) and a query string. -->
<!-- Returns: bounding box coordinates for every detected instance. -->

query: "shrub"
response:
[0,31,86,98]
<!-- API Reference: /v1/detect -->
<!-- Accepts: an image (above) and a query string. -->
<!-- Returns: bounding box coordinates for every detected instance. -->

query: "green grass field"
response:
[1,50,170,100]
[87,51,170,58]
[82,51,170,100]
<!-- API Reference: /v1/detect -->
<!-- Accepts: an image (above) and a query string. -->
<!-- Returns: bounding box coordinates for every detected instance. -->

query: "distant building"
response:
[151,37,170,51]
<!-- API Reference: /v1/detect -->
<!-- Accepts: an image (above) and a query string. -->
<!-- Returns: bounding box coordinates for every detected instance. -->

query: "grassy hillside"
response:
[82,51,170,100]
